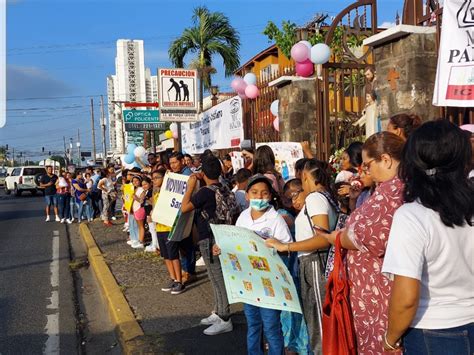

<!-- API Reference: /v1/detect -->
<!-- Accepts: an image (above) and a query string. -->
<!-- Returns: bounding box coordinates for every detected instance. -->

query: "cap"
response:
[246,174,273,192]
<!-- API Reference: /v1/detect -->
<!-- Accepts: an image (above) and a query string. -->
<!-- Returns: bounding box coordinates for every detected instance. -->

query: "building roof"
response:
[235,44,280,74]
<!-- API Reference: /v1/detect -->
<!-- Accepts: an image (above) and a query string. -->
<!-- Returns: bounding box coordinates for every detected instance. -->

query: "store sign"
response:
[123,110,165,131]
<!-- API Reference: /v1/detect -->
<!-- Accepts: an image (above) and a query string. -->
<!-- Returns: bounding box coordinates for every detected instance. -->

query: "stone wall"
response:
[373,32,439,125]
[278,79,317,148]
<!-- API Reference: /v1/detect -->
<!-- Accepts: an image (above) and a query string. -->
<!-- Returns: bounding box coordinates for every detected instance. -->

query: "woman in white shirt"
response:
[382,120,474,353]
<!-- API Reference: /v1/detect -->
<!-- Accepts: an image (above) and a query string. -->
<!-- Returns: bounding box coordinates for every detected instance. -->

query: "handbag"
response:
[78,192,87,201]
[322,232,357,355]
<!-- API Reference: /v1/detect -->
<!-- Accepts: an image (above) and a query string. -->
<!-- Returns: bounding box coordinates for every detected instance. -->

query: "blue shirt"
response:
[180,167,192,176]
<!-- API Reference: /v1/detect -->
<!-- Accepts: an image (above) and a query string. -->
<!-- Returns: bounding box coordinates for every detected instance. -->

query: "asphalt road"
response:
[0,190,78,354]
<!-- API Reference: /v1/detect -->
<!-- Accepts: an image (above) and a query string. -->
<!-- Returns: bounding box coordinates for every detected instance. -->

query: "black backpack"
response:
[202,184,241,226]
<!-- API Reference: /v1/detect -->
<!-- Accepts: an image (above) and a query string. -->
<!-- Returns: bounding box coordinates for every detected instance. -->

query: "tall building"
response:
[106,39,153,153]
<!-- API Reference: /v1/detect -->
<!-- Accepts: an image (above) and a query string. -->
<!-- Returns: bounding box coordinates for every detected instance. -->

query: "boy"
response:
[234,168,252,211]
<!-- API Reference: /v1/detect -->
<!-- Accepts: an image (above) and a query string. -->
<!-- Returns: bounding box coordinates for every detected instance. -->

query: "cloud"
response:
[6,65,72,99]
[380,21,396,29]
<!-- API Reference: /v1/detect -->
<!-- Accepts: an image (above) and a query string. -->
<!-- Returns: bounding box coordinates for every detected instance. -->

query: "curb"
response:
[79,223,145,354]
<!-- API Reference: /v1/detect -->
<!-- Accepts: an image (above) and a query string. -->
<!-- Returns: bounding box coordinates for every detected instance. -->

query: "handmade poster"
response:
[122,183,134,213]
[152,172,189,227]
[256,142,304,180]
[230,151,245,172]
[167,210,194,242]
[211,224,302,314]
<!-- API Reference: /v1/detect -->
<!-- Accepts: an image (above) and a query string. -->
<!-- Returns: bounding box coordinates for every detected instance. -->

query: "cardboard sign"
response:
[255,142,304,181]
[211,224,302,314]
[230,151,245,173]
[152,172,189,227]
[122,183,134,213]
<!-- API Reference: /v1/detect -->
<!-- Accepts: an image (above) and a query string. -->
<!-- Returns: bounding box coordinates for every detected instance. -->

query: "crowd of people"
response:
[40,115,474,354]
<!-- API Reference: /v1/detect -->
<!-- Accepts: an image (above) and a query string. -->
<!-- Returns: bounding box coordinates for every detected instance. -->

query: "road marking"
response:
[43,230,60,355]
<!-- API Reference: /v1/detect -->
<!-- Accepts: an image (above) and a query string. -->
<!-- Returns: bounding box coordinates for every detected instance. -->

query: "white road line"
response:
[43,230,60,355]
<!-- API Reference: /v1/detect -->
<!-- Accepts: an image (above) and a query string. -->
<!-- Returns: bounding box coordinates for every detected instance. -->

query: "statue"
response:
[353,92,379,139]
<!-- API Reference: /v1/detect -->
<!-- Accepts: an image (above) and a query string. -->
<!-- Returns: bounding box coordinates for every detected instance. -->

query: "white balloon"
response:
[134,146,146,158]
[243,73,257,85]
[310,43,331,64]
[169,123,178,133]
[299,40,312,50]
[270,100,279,116]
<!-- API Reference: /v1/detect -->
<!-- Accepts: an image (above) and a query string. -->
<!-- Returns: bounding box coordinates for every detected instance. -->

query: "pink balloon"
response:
[245,84,259,99]
[238,93,247,99]
[172,130,179,139]
[273,117,279,132]
[231,77,246,93]
[291,42,310,62]
[296,59,314,77]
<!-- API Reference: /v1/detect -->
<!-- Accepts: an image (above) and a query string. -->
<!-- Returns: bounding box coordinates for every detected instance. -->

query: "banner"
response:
[211,224,302,314]
[152,172,189,227]
[181,97,243,154]
[123,183,134,212]
[256,142,304,180]
[433,0,474,106]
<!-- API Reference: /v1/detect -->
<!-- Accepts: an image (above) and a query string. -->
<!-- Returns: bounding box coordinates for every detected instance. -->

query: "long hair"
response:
[253,145,278,176]
[345,141,363,168]
[399,119,473,227]
[390,113,422,139]
[303,159,336,201]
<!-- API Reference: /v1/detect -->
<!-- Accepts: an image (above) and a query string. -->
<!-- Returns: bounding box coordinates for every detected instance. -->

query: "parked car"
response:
[0,171,6,187]
[5,166,47,196]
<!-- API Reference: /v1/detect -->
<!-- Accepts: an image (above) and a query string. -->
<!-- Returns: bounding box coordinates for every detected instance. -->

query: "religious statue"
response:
[353,92,379,139]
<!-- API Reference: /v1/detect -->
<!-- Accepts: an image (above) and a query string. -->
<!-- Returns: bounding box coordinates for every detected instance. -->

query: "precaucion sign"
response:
[211,224,302,314]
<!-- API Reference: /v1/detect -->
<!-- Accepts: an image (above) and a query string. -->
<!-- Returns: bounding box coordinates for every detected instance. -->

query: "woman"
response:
[386,113,422,141]
[57,171,72,224]
[71,171,91,223]
[84,173,94,222]
[98,168,117,226]
[266,160,338,353]
[382,120,474,353]
[321,131,405,354]
[242,148,254,171]
[252,145,285,195]
[336,141,363,196]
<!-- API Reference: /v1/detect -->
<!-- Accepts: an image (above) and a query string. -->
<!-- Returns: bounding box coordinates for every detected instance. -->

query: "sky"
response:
[2,0,402,161]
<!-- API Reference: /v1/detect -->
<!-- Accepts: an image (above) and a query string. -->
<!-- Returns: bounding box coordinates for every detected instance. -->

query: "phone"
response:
[312,224,331,234]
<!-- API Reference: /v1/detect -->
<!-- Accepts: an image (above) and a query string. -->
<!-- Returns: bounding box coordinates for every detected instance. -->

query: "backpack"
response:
[201,184,241,226]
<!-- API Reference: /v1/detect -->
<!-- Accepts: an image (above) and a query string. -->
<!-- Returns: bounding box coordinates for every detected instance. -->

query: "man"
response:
[40,165,59,222]
[169,152,196,284]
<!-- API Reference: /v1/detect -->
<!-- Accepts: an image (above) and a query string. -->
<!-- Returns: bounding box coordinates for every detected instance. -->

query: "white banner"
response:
[181,97,244,154]
[256,142,304,181]
[152,172,189,227]
[433,0,474,106]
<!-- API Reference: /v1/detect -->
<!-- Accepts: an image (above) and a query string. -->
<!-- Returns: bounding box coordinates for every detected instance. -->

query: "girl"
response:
[252,145,285,195]
[84,173,94,222]
[142,177,159,253]
[71,171,90,223]
[99,168,117,226]
[130,175,145,249]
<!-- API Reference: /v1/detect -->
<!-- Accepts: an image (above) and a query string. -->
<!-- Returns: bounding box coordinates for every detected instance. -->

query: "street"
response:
[0,190,77,354]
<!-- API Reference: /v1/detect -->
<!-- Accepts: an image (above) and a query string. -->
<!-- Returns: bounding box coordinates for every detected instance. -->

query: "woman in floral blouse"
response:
[322,132,405,354]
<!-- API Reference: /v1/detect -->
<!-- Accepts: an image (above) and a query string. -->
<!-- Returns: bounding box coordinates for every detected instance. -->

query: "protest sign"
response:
[433,0,474,106]
[230,151,245,172]
[256,142,304,180]
[211,224,302,314]
[122,183,134,212]
[181,97,243,154]
[152,172,189,227]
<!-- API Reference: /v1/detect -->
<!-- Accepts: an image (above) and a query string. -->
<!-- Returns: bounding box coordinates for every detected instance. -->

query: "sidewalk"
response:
[87,218,247,354]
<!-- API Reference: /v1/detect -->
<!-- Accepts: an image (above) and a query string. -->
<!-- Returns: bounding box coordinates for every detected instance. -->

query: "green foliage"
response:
[50,155,66,167]
[262,20,297,59]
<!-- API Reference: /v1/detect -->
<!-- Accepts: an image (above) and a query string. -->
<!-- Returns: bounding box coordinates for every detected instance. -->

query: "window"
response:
[23,168,46,176]
[12,168,20,176]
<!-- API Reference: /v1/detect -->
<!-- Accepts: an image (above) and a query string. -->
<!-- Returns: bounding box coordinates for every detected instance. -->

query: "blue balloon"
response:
[243,73,257,85]
[310,43,331,65]
[127,143,137,154]
[132,161,141,169]
[124,153,135,164]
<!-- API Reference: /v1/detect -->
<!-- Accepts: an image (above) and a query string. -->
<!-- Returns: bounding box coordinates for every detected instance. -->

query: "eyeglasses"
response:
[362,159,376,171]
[287,190,303,201]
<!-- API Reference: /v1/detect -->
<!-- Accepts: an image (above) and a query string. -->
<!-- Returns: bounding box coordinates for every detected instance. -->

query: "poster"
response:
[181,97,244,154]
[256,142,304,180]
[122,183,134,212]
[433,0,474,106]
[211,224,302,314]
[230,151,245,173]
[158,68,199,122]
[152,172,189,227]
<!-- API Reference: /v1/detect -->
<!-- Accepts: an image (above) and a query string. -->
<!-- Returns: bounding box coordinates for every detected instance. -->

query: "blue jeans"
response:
[76,200,93,221]
[57,194,70,220]
[44,194,58,207]
[70,197,77,219]
[244,304,284,355]
[128,214,139,242]
[403,323,474,355]
[180,236,196,274]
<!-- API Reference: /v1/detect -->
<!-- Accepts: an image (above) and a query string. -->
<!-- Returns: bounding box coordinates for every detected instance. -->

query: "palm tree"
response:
[169,6,240,111]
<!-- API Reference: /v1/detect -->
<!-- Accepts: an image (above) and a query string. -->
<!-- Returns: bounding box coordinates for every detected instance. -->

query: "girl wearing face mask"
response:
[266,159,338,354]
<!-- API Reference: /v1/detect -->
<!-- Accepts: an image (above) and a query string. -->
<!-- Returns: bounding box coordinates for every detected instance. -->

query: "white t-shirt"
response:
[382,201,474,329]
[132,187,144,212]
[294,192,337,257]
[236,206,292,243]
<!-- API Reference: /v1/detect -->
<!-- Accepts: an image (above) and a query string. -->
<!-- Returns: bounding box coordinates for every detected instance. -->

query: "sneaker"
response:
[182,272,197,285]
[60,218,65,224]
[196,256,206,267]
[126,240,133,245]
[55,215,60,222]
[88,218,93,222]
[203,317,233,335]
[111,216,117,220]
[45,216,50,222]
[200,312,220,326]
[131,241,144,249]
[66,219,73,224]
[144,245,157,253]
[161,280,176,292]
[170,282,185,295]
[69,218,75,223]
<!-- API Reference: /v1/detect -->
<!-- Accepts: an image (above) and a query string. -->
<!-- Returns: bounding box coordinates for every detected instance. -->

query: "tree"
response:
[50,155,66,167]
[169,6,240,111]
[0,145,8,165]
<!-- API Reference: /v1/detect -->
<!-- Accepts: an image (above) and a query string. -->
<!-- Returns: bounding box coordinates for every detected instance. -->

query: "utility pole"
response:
[11,147,14,167]
[77,129,81,167]
[90,98,97,165]
[100,95,107,167]
[63,136,68,165]
[69,138,73,164]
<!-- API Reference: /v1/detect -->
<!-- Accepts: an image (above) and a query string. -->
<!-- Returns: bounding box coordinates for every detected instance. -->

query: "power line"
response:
[7,94,104,101]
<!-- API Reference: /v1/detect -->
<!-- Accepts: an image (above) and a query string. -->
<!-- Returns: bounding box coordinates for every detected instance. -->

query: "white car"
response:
[5,166,47,196]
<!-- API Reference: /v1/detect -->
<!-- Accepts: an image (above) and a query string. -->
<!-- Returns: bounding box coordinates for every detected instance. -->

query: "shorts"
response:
[44,194,58,207]
[157,234,179,260]
[133,207,146,221]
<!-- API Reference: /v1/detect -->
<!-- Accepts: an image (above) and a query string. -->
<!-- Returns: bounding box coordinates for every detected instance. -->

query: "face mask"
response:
[249,199,270,211]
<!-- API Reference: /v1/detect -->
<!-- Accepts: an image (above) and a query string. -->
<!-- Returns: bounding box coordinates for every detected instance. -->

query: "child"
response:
[234,168,252,211]
[130,175,144,249]
[142,177,158,253]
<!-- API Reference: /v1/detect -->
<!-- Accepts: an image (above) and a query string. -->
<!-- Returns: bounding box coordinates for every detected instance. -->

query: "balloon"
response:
[134,146,146,158]
[172,130,179,139]
[169,123,178,133]
[124,153,135,164]
[273,117,280,132]
[270,100,279,116]
[299,40,312,50]
[127,143,137,154]
[244,84,260,99]
[310,43,331,64]
[165,130,173,139]
[123,162,135,170]
[243,73,257,85]
[231,77,247,93]
[238,93,247,99]
[296,59,314,77]
[291,42,310,62]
